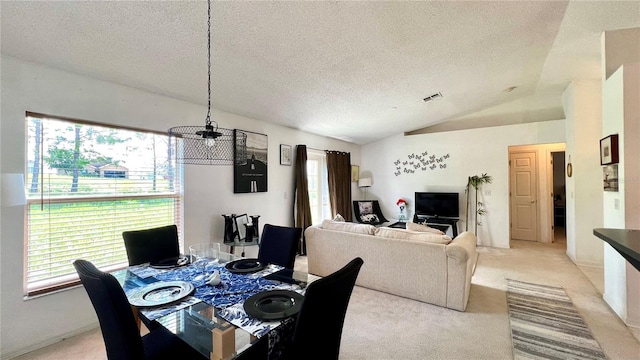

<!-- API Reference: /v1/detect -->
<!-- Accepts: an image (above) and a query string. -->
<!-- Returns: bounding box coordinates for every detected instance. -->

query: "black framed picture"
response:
[600,134,619,165]
[603,165,619,192]
[280,144,292,166]
[234,130,268,193]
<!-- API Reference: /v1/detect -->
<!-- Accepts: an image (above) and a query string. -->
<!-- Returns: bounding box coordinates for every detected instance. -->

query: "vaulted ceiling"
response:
[2,1,639,144]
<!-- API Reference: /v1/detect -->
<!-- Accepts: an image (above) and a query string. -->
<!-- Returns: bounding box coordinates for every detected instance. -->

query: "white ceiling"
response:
[2,1,639,145]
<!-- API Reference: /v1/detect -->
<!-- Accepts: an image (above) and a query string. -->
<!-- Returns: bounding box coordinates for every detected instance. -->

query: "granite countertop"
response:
[593,228,640,272]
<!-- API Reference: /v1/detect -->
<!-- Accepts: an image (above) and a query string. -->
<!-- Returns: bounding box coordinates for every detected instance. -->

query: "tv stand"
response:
[413,214,459,237]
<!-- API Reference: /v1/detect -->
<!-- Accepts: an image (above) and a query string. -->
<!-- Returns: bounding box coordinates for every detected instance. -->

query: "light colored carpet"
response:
[338,240,639,360]
[12,240,640,360]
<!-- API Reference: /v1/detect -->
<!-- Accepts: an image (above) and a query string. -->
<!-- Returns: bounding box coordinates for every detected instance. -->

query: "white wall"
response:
[360,121,566,248]
[563,85,578,260]
[623,63,640,328]
[602,63,640,328]
[602,66,628,319]
[562,80,604,267]
[0,56,360,358]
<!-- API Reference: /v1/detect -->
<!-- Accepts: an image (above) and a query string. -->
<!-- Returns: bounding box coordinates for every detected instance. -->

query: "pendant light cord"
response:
[206,0,212,128]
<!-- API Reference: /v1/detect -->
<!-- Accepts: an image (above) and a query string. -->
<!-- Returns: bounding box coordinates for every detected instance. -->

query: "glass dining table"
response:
[112,252,311,360]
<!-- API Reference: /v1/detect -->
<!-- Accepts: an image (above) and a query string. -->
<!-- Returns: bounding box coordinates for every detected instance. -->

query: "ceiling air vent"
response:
[423,92,443,102]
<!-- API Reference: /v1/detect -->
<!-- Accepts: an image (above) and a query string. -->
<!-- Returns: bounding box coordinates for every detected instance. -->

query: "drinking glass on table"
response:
[189,243,221,278]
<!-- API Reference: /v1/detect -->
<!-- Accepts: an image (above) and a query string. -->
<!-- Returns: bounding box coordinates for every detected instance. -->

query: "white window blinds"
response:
[25,113,183,295]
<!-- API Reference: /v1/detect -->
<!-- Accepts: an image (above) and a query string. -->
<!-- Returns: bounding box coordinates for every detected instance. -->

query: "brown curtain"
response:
[326,151,352,222]
[294,145,313,255]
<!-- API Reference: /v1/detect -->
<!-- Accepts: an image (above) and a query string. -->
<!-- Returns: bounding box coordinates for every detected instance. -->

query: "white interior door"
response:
[510,151,538,241]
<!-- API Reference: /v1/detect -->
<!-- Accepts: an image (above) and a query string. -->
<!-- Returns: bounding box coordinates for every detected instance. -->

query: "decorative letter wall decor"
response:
[234,130,268,193]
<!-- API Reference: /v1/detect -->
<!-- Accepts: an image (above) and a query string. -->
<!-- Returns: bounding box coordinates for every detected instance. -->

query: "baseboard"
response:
[2,323,99,359]
[571,258,604,268]
[602,293,640,330]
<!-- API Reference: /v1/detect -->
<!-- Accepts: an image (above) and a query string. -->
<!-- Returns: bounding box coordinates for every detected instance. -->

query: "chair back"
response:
[122,225,180,265]
[353,200,389,225]
[257,224,301,269]
[73,259,145,360]
[290,257,364,360]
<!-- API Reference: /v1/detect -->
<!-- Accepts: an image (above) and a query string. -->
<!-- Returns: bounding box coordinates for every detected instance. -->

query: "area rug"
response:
[506,279,606,360]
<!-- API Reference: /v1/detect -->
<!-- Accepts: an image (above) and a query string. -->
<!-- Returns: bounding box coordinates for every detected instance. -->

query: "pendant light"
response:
[168,0,243,165]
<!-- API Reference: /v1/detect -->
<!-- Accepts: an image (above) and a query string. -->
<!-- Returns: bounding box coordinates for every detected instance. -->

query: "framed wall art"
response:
[600,134,619,165]
[351,165,360,182]
[280,144,292,166]
[603,165,619,192]
[234,130,268,193]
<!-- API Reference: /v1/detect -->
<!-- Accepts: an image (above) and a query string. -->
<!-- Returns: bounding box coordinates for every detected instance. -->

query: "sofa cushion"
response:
[375,227,452,244]
[320,220,377,235]
[406,221,445,235]
[333,213,346,222]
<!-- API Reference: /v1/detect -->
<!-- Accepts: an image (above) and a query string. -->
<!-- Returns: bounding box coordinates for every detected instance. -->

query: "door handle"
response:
[530,200,536,203]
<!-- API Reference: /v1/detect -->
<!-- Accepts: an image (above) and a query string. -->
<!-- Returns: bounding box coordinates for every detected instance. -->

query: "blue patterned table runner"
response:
[154,260,290,309]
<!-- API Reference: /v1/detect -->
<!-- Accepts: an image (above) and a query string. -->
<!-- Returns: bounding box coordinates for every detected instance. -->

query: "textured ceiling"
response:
[2,1,639,144]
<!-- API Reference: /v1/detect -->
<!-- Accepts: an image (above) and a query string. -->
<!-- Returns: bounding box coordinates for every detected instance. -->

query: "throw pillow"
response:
[406,221,445,235]
[358,201,373,215]
[360,213,380,224]
[333,213,346,222]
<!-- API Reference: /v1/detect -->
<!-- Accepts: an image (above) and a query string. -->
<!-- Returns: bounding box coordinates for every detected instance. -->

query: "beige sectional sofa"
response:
[305,221,478,311]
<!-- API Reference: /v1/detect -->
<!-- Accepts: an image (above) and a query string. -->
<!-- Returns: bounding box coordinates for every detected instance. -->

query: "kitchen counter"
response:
[593,228,640,272]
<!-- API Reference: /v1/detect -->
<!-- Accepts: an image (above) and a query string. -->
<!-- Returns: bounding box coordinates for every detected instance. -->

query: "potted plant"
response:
[465,173,492,235]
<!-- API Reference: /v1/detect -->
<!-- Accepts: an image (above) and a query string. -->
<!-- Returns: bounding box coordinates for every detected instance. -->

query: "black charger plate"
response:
[225,258,267,274]
[149,256,189,269]
[243,290,304,321]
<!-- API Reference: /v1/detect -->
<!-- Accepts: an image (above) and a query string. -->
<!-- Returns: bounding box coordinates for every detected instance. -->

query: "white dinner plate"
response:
[127,281,194,307]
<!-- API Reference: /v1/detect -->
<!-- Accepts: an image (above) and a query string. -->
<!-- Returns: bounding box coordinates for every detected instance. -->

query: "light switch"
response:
[614,198,620,210]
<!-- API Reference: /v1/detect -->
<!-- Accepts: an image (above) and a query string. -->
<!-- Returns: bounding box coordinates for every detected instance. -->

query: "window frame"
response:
[24,112,184,296]
[306,150,331,225]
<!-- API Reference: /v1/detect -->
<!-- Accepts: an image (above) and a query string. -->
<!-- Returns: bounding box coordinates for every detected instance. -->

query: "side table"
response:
[388,220,407,229]
[224,237,259,257]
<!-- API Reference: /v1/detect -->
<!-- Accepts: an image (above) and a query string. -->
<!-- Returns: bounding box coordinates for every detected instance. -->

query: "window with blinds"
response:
[25,113,183,296]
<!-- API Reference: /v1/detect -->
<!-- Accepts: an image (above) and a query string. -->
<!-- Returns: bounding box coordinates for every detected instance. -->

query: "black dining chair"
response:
[257,224,302,269]
[122,225,180,266]
[287,257,364,360]
[73,259,206,360]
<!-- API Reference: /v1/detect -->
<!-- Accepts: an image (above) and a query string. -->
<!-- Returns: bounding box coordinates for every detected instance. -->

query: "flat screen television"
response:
[414,192,459,218]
